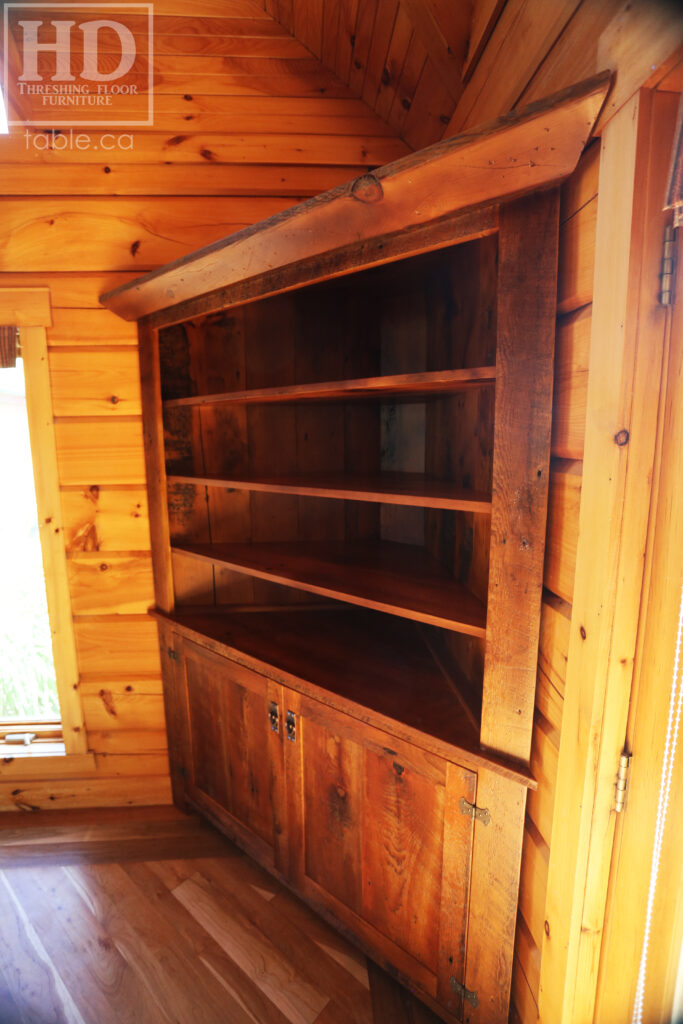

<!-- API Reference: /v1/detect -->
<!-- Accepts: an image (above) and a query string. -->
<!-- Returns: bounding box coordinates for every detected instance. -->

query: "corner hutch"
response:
[102,74,609,1024]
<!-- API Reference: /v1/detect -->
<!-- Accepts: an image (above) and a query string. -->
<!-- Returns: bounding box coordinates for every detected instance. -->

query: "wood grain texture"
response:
[61,486,151,553]
[67,553,154,615]
[101,74,609,320]
[55,418,146,485]
[49,348,142,417]
[593,165,683,1024]
[552,307,591,460]
[74,616,161,676]
[163,366,497,406]
[480,191,559,763]
[543,461,581,605]
[445,0,583,135]
[539,90,677,1024]
[0,806,418,1023]
[22,326,87,755]
[167,471,492,511]
[0,286,51,326]
[172,539,487,636]
[48,308,138,346]
[464,769,527,1024]
[139,321,175,612]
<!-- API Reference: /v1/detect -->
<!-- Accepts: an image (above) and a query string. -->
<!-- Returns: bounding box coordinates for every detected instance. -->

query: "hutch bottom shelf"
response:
[156,605,534,1024]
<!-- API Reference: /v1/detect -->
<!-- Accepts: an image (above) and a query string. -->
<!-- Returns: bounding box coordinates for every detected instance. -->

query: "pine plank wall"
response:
[0,2,681,1022]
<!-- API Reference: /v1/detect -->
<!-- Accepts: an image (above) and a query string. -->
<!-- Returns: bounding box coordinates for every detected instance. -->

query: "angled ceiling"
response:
[259,0,505,148]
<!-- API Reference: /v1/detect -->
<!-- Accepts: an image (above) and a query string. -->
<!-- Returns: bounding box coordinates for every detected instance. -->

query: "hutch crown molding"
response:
[102,73,609,1024]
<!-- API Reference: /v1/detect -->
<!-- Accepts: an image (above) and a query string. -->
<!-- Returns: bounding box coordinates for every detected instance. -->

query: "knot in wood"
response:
[349,174,384,204]
[614,428,630,447]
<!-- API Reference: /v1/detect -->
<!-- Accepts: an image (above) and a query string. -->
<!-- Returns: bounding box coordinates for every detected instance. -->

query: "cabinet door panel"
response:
[182,639,285,868]
[302,716,363,914]
[185,642,231,808]
[362,745,445,969]
[289,690,476,999]
[224,674,278,847]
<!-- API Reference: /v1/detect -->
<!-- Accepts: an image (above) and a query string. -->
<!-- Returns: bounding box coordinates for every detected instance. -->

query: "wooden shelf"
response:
[155,606,531,787]
[171,539,487,636]
[167,471,492,513]
[162,366,496,408]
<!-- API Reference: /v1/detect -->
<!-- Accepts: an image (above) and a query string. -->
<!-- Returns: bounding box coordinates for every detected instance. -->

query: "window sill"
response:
[0,751,96,778]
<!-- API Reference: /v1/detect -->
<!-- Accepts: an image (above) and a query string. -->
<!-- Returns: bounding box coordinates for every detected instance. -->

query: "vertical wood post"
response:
[138,319,174,613]
[481,190,559,763]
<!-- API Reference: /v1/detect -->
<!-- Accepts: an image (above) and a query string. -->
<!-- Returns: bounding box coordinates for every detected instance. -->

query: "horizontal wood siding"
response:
[0,1,410,811]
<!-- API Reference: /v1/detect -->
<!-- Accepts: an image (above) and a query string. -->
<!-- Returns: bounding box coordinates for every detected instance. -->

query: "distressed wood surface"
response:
[172,539,487,636]
[480,191,559,763]
[101,74,609,320]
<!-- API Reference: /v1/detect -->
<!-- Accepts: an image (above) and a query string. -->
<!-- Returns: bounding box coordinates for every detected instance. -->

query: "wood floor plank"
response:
[63,862,255,1024]
[2,866,170,1024]
[269,889,370,990]
[189,858,373,1022]
[0,872,85,1024]
[173,871,330,1024]
[0,809,230,867]
[0,808,433,1024]
[123,860,294,1024]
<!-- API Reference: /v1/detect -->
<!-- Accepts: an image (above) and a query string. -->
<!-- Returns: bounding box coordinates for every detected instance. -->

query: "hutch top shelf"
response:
[101,72,610,325]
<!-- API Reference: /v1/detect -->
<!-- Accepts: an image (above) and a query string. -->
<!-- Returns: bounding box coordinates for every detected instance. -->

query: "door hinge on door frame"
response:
[459,796,491,826]
[614,751,632,813]
[660,224,676,305]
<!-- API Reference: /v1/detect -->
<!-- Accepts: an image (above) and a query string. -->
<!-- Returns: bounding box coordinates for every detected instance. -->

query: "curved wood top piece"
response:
[101,72,610,321]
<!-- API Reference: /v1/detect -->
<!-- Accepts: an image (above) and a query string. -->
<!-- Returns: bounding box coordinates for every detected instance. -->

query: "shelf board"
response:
[171,539,487,637]
[156,606,534,788]
[162,366,496,408]
[167,471,492,513]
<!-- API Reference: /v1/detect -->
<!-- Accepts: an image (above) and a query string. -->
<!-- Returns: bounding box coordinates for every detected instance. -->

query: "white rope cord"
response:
[632,577,683,1024]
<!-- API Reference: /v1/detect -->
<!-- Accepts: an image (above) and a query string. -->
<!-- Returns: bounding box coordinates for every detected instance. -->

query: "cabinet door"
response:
[283,689,477,1017]
[180,638,287,873]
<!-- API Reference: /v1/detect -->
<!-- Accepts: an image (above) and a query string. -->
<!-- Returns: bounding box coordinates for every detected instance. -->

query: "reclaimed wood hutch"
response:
[101,75,609,1023]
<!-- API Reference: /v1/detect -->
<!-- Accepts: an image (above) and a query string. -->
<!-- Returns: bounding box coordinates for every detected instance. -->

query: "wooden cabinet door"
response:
[283,689,477,1018]
[179,638,287,873]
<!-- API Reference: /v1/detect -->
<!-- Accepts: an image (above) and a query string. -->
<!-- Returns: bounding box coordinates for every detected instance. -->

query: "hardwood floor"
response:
[0,807,441,1024]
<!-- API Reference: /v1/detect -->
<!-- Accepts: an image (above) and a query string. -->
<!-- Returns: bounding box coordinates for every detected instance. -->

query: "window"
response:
[0,356,61,722]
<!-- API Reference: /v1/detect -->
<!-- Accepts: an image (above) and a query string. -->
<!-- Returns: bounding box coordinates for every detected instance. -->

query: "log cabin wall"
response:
[0,0,410,813]
[0,2,682,1022]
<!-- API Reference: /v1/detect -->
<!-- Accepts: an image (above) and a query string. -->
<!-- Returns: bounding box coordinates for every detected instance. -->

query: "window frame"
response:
[0,289,89,760]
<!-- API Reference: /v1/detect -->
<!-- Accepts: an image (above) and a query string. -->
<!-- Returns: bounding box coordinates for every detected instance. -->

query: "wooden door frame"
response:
[538,88,678,1022]
[0,287,90,767]
[592,95,683,1021]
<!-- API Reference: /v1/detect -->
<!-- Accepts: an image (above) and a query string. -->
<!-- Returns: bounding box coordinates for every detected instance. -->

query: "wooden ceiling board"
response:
[257,0,472,146]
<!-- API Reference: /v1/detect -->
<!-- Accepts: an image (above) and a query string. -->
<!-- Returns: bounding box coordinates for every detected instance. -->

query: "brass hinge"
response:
[615,752,631,813]
[459,796,491,826]
[449,976,478,1008]
[660,225,676,306]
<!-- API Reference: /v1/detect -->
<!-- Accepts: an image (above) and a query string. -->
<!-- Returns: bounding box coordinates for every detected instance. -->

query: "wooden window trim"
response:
[0,288,90,761]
